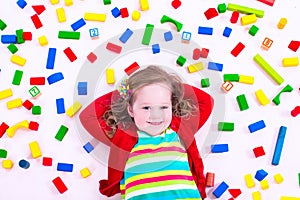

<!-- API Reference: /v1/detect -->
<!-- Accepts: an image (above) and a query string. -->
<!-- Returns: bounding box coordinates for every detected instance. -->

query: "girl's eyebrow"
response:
[140,102,171,105]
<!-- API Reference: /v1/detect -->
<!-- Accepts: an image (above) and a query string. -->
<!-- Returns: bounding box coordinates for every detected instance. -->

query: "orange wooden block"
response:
[262,37,273,50]
[222,81,233,92]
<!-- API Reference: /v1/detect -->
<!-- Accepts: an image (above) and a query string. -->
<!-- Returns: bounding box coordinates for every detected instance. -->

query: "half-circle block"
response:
[160,15,183,32]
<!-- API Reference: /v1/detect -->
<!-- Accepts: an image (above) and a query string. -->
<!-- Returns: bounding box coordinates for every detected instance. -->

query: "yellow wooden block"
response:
[252,191,261,200]
[132,10,141,21]
[280,196,300,200]
[241,14,257,26]
[56,8,66,23]
[282,57,299,67]
[64,0,73,6]
[187,62,204,73]
[260,179,269,190]
[38,35,48,46]
[66,101,82,117]
[0,88,13,100]
[278,18,287,29]
[274,173,284,184]
[2,159,13,169]
[255,89,270,106]
[6,120,29,138]
[106,68,115,84]
[50,0,59,5]
[239,75,254,84]
[11,54,26,66]
[7,98,22,109]
[245,173,255,188]
[140,0,149,11]
[29,141,42,159]
[84,13,106,22]
[80,167,91,178]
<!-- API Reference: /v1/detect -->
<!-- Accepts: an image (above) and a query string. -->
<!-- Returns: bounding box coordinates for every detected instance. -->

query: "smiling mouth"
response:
[148,121,163,125]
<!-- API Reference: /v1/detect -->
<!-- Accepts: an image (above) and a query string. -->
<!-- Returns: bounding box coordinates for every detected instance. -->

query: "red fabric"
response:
[79,84,214,199]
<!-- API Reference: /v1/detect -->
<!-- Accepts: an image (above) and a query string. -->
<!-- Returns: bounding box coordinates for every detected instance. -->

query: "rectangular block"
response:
[12,70,23,85]
[46,48,57,69]
[224,74,239,82]
[55,125,69,141]
[52,177,68,194]
[241,14,257,25]
[0,88,13,100]
[227,3,264,18]
[58,31,80,40]
[71,18,86,31]
[78,82,87,95]
[211,144,229,153]
[218,122,234,131]
[231,42,245,57]
[252,191,262,200]
[255,89,270,105]
[0,149,7,158]
[236,94,249,111]
[198,26,213,35]
[30,77,45,85]
[119,28,134,43]
[248,120,266,133]
[56,7,66,22]
[213,181,229,198]
[0,122,9,138]
[245,174,255,188]
[142,24,154,45]
[29,141,42,158]
[56,98,65,114]
[106,68,115,84]
[239,75,254,84]
[187,62,204,73]
[106,42,122,54]
[31,14,43,29]
[66,101,82,117]
[57,163,73,172]
[11,54,26,66]
[282,57,299,67]
[7,98,23,109]
[208,62,223,71]
[83,142,94,153]
[84,13,106,22]
[63,47,77,62]
[272,126,287,165]
[1,35,17,44]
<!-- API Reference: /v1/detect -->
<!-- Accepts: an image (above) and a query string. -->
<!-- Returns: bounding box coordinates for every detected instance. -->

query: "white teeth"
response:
[148,122,162,125]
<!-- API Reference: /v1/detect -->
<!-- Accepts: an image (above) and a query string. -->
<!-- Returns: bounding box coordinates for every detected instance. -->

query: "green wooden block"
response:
[249,25,259,36]
[236,94,249,111]
[0,149,7,158]
[29,86,41,97]
[160,15,183,32]
[16,29,24,44]
[142,24,154,45]
[218,122,234,131]
[32,105,41,115]
[58,31,80,40]
[298,173,300,187]
[201,78,210,88]
[227,3,264,18]
[12,70,23,85]
[176,55,186,66]
[103,0,111,5]
[224,74,239,82]
[272,84,293,105]
[7,43,18,54]
[217,3,227,13]
[0,19,7,31]
[55,125,69,141]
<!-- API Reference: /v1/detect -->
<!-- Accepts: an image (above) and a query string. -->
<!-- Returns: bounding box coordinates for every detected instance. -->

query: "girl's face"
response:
[127,83,172,136]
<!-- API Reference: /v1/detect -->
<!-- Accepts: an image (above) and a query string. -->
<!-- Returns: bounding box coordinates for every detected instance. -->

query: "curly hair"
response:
[103,65,198,138]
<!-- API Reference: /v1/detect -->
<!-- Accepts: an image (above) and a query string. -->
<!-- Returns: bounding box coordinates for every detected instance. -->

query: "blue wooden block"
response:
[272,126,287,165]
[255,169,268,181]
[71,18,86,31]
[152,44,160,54]
[198,26,213,35]
[213,181,229,198]
[1,35,17,44]
[223,27,232,37]
[56,98,65,114]
[57,163,73,172]
[46,48,57,69]
[248,120,266,133]
[47,72,64,85]
[211,144,229,153]
[83,142,94,153]
[119,28,134,43]
[78,82,87,95]
[208,62,223,72]
[17,0,27,9]
[164,31,173,41]
[111,7,121,18]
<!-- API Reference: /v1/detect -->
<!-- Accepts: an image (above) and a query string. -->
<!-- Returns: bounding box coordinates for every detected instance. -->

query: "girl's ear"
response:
[127,105,134,117]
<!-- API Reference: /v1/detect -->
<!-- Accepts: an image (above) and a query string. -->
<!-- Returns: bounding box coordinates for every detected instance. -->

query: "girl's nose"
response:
[149,106,164,120]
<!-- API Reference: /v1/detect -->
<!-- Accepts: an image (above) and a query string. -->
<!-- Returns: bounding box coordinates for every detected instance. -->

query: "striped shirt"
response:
[120,128,201,200]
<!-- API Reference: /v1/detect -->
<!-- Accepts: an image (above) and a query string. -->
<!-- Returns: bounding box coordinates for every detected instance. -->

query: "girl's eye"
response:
[142,106,150,110]
[161,106,169,109]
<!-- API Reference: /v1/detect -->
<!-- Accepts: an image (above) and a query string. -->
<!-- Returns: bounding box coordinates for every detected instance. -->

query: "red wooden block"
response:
[0,122,9,138]
[204,8,219,20]
[29,121,39,131]
[228,198,235,200]
[171,0,181,9]
[125,62,140,75]
[120,7,129,18]
[257,0,275,6]
[52,177,68,194]
[200,48,209,58]
[230,11,239,24]
[87,52,97,63]
[32,5,46,15]
[31,14,43,29]
[43,157,53,166]
[288,40,300,52]
[228,188,242,198]
[106,42,122,54]
[206,172,215,187]
[253,146,265,157]
[231,42,245,57]
[291,106,300,117]
[193,48,201,60]
[63,47,77,62]
[30,77,45,85]
[22,99,34,110]
[23,32,32,41]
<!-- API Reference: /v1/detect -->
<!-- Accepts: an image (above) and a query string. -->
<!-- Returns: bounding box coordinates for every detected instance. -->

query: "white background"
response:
[0,0,300,199]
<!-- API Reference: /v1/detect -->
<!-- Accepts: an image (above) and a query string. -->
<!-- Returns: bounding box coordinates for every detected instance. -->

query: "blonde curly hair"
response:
[103,65,198,138]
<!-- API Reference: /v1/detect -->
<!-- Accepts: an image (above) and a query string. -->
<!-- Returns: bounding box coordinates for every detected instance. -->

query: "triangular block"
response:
[228,188,242,198]
[32,5,46,15]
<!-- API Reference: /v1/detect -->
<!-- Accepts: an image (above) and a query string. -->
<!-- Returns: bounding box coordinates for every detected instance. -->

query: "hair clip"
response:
[118,78,132,100]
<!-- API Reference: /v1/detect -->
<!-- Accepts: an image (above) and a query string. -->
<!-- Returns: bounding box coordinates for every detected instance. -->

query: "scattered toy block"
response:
[161,15,183,32]
[224,74,239,82]
[288,40,300,52]
[140,0,149,11]
[84,13,106,22]
[230,11,239,23]
[278,17,287,29]
[204,8,219,20]
[218,122,234,131]
[213,181,229,198]
[23,32,32,40]
[132,10,141,21]
[17,0,27,9]
[228,189,242,198]
[1,35,17,44]
[223,27,232,37]
[87,52,97,63]
[245,174,255,188]
[176,55,186,66]
[260,179,269,190]
[2,159,13,169]
[64,0,73,6]
[19,159,30,169]
[193,48,201,60]
[152,44,160,54]
[6,120,29,138]
[258,0,275,6]
[32,105,41,115]
[83,142,94,153]
[71,18,86,31]
[142,24,154,45]
[171,0,181,9]
[46,48,57,69]
[57,163,73,172]
[280,196,300,200]
[106,42,122,53]
[282,57,299,67]
[80,167,91,178]
[239,75,254,84]
[32,5,46,15]
[198,26,213,35]
[56,8,66,23]
[29,141,42,158]
[30,77,45,85]
[200,48,209,58]
[187,62,204,73]
[23,99,34,110]
[43,157,53,166]
[125,62,140,76]
[206,172,215,187]
[249,25,259,36]
[164,31,173,41]
[50,0,59,4]
[222,81,233,92]
[208,62,223,71]
[201,78,210,88]
[255,169,268,181]
[252,191,262,200]
[29,121,39,131]
[227,3,264,18]
[52,177,68,194]
[261,37,273,50]
[29,86,41,97]
[58,31,80,40]
[56,98,65,114]
[248,120,266,133]
[119,28,134,43]
[78,82,87,95]
[231,42,245,57]
[0,19,7,30]
[211,144,229,153]
[7,98,23,109]
[0,122,9,138]
[55,125,69,141]
[7,43,18,54]
[31,14,43,29]
[217,3,227,13]
[272,126,287,165]
[103,0,111,5]
[47,72,64,85]
[0,88,13,100]
[241,14,257,26]
[16,29,24,44]
[272,84,293,105]
[255,89,270,106]
[11,54,26,66]
[120,7,129,18]
[111,7,121,18]
[106,68,115,84]
[38,35,48,46]
[291,106,300,117]
[66,101,82,117]
[274,173,284,184]
[12,70,23,85]
[0,149,7,158]
[236,94,249,111]
[253,146,265,157]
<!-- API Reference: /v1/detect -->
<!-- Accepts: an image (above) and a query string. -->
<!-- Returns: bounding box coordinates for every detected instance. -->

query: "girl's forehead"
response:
[132,83,172,103]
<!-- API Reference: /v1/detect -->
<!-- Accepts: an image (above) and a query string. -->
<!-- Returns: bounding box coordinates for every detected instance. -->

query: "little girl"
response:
[79,65,214,199]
